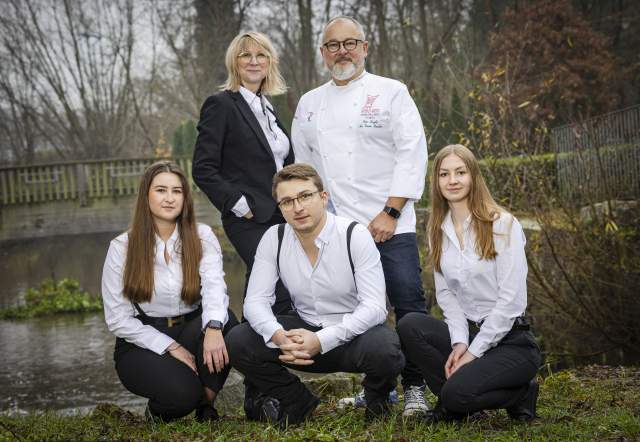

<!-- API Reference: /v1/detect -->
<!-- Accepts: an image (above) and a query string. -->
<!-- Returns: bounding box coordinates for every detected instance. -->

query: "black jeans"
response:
[397,313,541,414]
[226,313,405,408]
[114,309,238,420]
[377,232,428,390]
[223,213,292,315]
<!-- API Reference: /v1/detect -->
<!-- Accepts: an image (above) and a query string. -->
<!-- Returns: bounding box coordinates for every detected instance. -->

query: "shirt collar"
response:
[330,70,368,88]
[155,224,179,246]
[314,211,335,246]
[239,86,272,113]
[442,210,472,238]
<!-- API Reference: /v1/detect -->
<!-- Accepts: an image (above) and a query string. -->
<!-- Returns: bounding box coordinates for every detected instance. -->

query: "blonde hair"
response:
[427,144,505,273]
[220,31,287,95]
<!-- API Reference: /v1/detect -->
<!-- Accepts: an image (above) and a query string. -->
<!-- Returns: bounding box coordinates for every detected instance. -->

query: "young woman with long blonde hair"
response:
[101,161,237,422]
[398,144,541,423]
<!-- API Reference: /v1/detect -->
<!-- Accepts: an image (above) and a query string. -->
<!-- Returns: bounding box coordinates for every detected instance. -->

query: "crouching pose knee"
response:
[398,145,542,424]
[101,161,237,422]
[228,164,405,427]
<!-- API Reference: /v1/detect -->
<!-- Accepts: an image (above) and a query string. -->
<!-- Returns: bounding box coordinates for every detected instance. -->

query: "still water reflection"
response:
[0,232,246,415]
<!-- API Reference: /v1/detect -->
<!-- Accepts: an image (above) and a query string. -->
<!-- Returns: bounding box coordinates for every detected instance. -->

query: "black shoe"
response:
[244,385,273,421]
[422,401,463,425]
[195,403,220,422]
[279,391,320,428]
[507,379,539,422]
[364,399,391,421]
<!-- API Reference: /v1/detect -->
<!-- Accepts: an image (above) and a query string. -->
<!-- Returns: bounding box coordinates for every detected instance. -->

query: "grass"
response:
[1,365,638,441]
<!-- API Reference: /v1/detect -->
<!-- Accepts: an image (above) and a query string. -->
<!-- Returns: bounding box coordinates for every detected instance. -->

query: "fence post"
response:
[76,163,88,207]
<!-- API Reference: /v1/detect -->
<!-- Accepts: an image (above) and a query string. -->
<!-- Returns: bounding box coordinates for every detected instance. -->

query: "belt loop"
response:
[167,317,174,327]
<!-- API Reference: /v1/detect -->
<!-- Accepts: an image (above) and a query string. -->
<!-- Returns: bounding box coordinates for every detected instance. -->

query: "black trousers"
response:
[223,213,291,315]
[226,313,405,408]
[397,313,541,414]
[114,309,238,420]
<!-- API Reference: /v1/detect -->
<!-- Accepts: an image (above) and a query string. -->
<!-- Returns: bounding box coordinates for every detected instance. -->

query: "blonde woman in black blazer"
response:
[193,32,294,317]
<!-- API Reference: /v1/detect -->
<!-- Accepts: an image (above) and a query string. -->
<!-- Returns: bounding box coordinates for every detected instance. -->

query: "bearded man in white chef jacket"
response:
[291,15,430,418]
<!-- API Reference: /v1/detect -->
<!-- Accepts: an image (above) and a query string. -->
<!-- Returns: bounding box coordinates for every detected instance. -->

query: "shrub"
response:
[0,278,102,319]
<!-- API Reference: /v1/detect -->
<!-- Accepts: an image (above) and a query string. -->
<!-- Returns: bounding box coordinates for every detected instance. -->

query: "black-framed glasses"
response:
[322,38,363,53]
[277,191,321,211]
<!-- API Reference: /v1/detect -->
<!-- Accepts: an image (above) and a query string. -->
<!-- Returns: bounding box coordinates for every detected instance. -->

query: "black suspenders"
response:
[276,221,358,287]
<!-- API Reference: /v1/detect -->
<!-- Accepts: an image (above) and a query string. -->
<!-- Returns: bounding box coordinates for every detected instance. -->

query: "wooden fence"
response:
[0,157,197,206]
[551,105,640,201]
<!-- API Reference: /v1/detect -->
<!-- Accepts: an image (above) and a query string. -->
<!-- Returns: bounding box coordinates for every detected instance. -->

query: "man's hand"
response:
[445,343,468,379]
[368,211,397,243]
[270,329,313,366]
[203,328,229,374]
[277,329,321,365]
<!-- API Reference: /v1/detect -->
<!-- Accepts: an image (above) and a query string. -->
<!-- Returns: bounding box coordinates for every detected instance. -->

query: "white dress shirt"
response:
[435,211,528,358]
[244,212,388,354]
[231,86,291,217]
[292,71,428,234]
[101,223,229,355]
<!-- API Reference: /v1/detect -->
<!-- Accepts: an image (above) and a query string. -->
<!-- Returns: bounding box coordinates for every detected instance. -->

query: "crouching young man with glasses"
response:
[226,163,405,427]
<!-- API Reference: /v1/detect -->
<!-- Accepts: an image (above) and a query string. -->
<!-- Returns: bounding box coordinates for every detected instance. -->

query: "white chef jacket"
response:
[231,86,291,217]
[101,223,229,355]
[292,71,428,234]
[243,212,388,354]
[436,211,528,358]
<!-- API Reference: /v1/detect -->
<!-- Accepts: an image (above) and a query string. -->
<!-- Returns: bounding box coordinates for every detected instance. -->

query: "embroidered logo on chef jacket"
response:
[359,95,386,129]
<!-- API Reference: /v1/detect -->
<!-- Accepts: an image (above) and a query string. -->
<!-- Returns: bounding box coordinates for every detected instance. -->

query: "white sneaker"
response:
[402,385,430,418]
[336,388,399,409]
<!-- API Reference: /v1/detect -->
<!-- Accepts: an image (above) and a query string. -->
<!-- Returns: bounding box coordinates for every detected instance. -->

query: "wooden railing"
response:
[0,157,197,206]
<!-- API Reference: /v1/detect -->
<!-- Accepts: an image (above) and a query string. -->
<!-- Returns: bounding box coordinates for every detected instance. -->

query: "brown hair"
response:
[427,144,505,273]
[272,163,324,200]
[123,161,202,305]
[221,31,287,95]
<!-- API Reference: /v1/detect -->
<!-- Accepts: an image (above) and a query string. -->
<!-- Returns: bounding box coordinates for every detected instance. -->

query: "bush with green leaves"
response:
[0,278,102,319]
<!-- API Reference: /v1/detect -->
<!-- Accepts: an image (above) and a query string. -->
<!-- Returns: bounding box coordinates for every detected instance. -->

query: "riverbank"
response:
[1,365,638,441]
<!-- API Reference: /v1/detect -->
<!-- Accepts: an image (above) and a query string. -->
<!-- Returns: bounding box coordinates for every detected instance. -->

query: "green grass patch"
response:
[1,365,638,441]
[0,278,102,319]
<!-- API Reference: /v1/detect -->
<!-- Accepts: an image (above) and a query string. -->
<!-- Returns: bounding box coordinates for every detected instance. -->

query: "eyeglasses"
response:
[237,52,269,64]
[277,191,321,211]
[322,38,363,53]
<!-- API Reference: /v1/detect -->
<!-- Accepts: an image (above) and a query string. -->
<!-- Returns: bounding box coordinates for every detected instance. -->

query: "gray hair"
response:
[322,16,366,42]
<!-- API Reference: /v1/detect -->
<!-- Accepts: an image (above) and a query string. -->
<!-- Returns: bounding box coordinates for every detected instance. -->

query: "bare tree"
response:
[0,0,153,162]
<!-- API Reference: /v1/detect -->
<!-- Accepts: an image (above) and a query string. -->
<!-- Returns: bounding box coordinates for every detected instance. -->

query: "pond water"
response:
[0,232,247,415]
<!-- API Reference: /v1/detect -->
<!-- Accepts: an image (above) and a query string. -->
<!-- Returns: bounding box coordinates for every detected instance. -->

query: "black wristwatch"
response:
[382,206,401,219]
[203,320,223,332]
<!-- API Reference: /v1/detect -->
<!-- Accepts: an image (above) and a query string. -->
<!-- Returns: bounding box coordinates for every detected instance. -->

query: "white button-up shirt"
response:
[101,223,229,355]
[436,211,528,358]
[244,213,388,353]
[292,71,428,234]
[232,86,291,217]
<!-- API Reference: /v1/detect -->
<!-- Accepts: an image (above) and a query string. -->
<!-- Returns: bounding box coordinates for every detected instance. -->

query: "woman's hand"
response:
[449,350,476,377]
[203,329,229,373]
[445,343,468,379]
[167,342,197,374]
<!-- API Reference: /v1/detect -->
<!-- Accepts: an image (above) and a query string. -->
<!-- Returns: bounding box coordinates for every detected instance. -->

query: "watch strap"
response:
[382,206,401,219]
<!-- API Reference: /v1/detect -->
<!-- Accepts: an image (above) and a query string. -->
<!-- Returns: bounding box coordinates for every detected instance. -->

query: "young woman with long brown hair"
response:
[101,161,238,422]
[397,144,541,423]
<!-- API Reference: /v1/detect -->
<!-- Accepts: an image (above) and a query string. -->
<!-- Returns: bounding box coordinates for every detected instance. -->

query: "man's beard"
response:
[331,59,359,81]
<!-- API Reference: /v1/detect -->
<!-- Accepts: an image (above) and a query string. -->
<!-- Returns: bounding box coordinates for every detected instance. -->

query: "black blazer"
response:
[192,90,295,224]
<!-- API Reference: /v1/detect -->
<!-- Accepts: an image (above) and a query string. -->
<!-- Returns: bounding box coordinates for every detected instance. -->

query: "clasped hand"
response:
[444,343,477,378]
[272,328,321,365]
